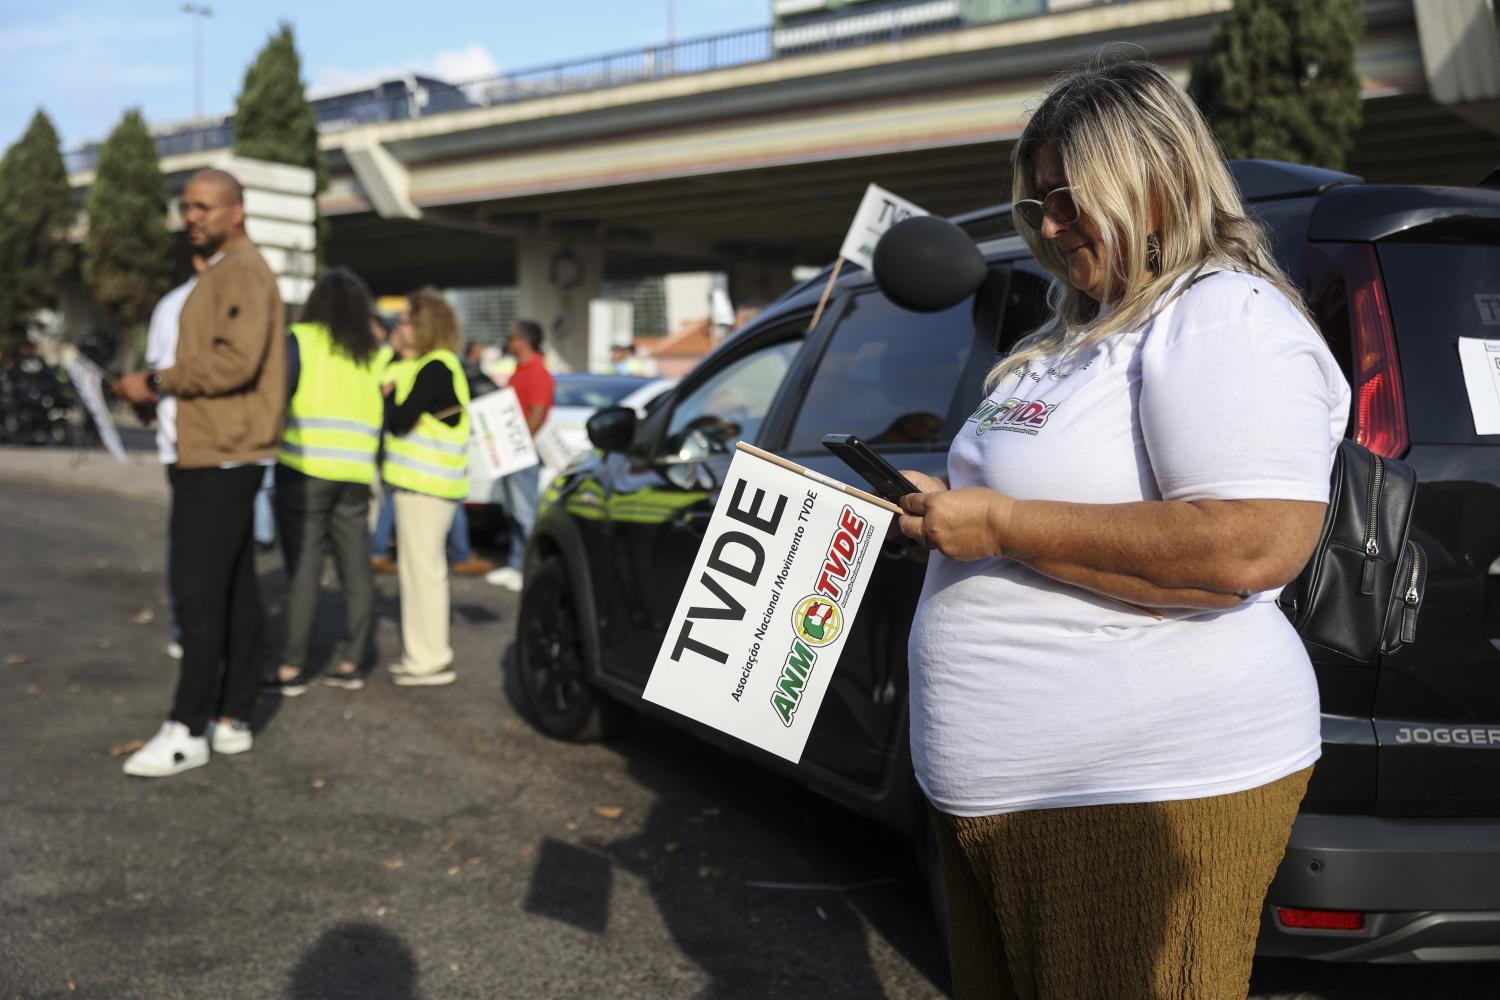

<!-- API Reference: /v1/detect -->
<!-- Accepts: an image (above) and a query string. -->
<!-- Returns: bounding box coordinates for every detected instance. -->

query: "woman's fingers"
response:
[901,469,948,493]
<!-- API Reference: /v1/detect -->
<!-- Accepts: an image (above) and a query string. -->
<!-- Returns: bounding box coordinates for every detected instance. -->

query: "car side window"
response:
[783,292,973,454]
[661,338,802,462]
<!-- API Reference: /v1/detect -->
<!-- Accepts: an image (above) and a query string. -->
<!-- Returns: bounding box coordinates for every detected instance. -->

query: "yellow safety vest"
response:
[276,322,385,484]
[381,350,470,500]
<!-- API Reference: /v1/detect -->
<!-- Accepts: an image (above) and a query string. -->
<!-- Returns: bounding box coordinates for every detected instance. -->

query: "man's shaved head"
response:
[188,168,244,205]
[181,168,247,253]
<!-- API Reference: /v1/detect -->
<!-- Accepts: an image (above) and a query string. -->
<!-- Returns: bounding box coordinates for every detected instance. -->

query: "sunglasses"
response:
[1014,186,1080,230]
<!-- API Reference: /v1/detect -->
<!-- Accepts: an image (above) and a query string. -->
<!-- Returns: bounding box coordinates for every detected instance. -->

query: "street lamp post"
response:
[182,2,213,148]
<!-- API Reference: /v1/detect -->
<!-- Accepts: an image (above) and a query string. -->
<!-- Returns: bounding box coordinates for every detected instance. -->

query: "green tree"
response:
[233,22,326,258]
[0,110,74,353]
[1190,0,1363,170]
[82,109,172,343]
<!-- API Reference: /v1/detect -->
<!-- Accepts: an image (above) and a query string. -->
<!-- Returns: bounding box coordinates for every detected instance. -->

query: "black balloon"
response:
[872,215,987,313]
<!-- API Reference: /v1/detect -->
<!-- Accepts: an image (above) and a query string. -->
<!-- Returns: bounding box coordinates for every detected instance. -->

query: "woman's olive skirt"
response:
[931,767,1311,1000]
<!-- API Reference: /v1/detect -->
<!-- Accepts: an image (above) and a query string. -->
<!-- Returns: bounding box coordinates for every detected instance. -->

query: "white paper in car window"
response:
[1457,338,1500,435]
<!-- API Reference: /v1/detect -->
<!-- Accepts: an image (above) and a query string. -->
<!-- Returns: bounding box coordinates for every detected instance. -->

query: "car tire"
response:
[516,553,633,741]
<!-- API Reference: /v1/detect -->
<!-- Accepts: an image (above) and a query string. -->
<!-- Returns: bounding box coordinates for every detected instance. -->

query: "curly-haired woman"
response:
[267,267,384,695]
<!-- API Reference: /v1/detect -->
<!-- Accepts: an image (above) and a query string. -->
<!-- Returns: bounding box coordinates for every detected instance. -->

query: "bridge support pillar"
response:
[517,236,603,373]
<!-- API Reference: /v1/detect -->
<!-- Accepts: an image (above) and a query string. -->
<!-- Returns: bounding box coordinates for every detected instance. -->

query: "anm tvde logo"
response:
[970,396,1058,436]
[791,596,843,647]
[770,504,871,729]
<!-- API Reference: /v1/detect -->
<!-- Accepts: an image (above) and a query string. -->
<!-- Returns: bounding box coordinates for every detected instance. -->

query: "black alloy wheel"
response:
[516,554,632,741]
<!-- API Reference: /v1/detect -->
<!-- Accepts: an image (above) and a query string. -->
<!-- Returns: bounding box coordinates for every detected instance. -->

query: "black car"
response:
[516,160,1500,963]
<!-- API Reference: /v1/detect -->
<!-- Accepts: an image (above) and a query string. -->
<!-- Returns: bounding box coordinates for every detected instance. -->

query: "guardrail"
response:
[65,0,1121,175]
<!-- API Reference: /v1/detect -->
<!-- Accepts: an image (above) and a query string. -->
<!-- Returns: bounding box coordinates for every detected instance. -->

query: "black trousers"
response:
[168,464,266,735]
[273,467,375,670]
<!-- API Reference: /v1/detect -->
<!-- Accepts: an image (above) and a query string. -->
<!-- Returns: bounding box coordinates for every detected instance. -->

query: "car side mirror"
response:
[872,215,987,312]
[586,406,637,453]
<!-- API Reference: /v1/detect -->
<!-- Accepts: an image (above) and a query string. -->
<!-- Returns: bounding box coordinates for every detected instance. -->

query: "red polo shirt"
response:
[508,354,554,425]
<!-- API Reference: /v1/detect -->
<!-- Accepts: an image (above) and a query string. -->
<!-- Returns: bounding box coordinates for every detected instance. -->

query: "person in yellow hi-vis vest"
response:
[382,288,471,686]
[266,268,385,696]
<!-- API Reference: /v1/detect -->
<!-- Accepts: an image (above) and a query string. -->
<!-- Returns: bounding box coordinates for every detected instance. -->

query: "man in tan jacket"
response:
[115,167,286,777]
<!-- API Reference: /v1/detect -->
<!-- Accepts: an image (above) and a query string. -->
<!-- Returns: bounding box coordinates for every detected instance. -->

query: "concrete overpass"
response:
[67,0,1500,369]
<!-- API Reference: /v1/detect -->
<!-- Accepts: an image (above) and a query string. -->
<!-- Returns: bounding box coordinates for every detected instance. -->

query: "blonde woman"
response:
[898,60,1350,998]
[381,288,470,687]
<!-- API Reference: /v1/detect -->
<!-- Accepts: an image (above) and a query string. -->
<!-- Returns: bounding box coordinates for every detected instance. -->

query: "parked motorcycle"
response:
[0,358,74,446]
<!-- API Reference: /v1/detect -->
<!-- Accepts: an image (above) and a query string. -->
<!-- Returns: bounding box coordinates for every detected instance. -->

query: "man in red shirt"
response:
[487,319,555,591]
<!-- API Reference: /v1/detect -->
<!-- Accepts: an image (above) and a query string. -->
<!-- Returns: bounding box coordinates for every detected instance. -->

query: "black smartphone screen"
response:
[821,434,921,501]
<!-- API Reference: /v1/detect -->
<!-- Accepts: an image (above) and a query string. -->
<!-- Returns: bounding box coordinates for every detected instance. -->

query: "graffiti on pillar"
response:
[548,248,584,350]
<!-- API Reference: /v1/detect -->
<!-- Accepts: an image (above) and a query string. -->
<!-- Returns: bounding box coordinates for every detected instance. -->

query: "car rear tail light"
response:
[1277,907,1365,931]
[1346,245,1408,458]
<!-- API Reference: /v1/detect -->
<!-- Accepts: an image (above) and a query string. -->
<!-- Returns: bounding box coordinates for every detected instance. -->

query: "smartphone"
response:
[821,434,921,501]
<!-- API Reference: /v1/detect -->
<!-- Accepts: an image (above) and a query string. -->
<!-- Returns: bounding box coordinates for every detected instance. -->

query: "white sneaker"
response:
[387,661,414,677]
[485,567,523,591]
[209,719,254,755]
[392,669,457,687]
[122,721,209,778]
[166,641,183,660]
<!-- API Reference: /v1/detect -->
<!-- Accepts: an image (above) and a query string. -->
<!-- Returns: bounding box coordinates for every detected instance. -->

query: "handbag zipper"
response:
[1399,544,1422,645]
[1360,455,1384,595]
[1404,545,1422,604]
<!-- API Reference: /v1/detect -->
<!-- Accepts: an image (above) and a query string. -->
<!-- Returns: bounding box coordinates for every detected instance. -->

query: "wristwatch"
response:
[146,370,161,394]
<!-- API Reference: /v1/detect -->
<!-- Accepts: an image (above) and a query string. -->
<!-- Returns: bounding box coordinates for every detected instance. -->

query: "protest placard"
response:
[642,443,897,763]
[468,387,539,482]
[808,183,927,332]
[64,357,127,463]
[838,183,928,272]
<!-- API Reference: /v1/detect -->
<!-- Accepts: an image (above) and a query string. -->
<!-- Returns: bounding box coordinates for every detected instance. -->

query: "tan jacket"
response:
[158,238,287,469]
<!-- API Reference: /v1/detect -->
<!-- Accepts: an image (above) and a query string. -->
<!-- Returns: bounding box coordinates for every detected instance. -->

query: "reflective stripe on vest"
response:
[381,350,470,500]
[276,323,385,484]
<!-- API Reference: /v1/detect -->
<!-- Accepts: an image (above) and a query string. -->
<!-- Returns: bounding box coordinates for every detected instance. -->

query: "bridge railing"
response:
[64,1,1119,175]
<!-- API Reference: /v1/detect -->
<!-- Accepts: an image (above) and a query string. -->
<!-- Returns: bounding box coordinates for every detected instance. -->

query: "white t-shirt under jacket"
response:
[908,269,1352,817]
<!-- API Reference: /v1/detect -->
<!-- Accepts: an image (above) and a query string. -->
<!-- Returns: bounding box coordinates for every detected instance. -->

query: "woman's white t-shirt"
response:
[907,270,1352,817]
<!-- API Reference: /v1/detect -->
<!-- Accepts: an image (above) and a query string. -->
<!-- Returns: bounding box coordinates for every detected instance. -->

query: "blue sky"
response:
[0,0,771,151]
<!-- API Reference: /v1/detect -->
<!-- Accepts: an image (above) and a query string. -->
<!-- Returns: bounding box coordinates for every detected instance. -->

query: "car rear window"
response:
[1379,242,1500,444]
[783,291,974,455]
[1249,196,1315,282]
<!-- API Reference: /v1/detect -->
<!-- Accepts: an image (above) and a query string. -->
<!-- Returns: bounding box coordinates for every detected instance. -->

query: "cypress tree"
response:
[233,22,326,258]
[0,110,75,352]
[82,109,172,342]
[1189,0,1363,170]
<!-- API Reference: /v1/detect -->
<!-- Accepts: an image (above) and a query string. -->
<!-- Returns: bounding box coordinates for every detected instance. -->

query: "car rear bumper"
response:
[1258,812,1500,962]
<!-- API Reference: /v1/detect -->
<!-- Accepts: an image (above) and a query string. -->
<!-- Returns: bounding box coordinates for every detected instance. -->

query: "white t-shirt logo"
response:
[970,396,1058,436]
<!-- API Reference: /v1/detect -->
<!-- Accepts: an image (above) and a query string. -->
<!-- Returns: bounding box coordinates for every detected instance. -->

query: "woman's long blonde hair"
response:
[991,58,1308,386]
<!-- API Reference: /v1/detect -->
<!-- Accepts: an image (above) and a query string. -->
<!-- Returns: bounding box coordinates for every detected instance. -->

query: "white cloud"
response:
[309,43,500,97]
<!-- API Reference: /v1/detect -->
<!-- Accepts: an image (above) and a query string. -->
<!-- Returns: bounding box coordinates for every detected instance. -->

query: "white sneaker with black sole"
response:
[262,674,310,697]
[392,669,457,687]
[209,719,254,755]
[122,721,209,778]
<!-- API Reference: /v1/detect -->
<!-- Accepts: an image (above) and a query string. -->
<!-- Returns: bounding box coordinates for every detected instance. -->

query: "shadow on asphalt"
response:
[288,921,420,1000]
[499,645,952,999]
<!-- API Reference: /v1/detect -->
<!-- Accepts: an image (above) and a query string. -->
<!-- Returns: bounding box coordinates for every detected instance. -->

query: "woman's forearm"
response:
[1005,497,1321,598]
[1023,555,1247,611]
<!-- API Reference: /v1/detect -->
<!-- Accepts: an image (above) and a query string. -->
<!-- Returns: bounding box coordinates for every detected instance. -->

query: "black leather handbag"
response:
[1278,439,1427,661]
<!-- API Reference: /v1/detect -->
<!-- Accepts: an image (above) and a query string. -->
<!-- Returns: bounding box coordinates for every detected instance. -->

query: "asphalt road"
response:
[1,477,1493,999]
